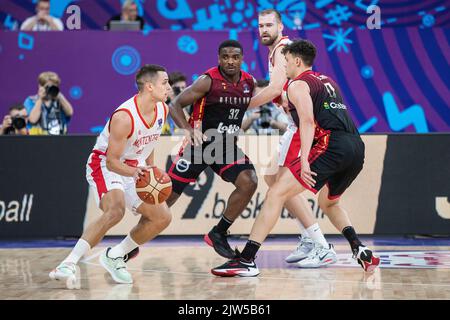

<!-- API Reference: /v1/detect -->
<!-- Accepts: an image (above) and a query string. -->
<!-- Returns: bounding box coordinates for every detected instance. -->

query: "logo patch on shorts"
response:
[176,159,191,173]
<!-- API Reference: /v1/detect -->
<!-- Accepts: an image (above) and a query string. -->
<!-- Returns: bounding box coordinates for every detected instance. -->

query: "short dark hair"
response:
[282,39,317,67]
[169,71,187,86]
[256,79,269,88]
[9,103,25,113]
[218,40,243,55]
[136,64,166,91]
[258,9,282,23]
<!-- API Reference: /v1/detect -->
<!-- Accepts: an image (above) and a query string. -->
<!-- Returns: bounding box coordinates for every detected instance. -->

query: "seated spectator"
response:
[24,71,73,135]
[106,0,145,30]
[163,71,188,135]
[20,0,64,31]
[0,104,28,135]
[242,80,289,135]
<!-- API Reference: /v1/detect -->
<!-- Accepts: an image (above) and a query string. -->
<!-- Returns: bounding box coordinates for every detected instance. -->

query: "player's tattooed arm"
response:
[289,80,317,188]
[106,111,144,180]
[170,75,210,146]
[248,47,287,108]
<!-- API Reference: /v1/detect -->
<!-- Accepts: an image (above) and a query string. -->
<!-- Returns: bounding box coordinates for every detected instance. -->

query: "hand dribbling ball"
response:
[135,167,172,205]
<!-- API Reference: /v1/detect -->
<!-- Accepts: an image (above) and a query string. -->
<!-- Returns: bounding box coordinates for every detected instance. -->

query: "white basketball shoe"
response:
[285,236,315,263]
[99,247,133,284]
[49,262,81,290]
[297,243,338,268]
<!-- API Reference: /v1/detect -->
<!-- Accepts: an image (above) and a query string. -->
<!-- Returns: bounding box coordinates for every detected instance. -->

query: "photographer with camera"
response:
[163,71,188,135]
[24,71,73,135]
[242,79,289,135]
[0,104,28,135]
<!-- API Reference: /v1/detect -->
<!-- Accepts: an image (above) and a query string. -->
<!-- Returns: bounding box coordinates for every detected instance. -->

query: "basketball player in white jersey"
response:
[249,9,337,267]
[49,65,172,288]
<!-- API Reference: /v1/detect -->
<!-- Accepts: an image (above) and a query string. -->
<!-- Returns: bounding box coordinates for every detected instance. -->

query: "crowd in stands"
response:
[2,0,289,136]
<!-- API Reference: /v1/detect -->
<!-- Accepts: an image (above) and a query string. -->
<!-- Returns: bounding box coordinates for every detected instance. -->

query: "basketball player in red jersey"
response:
[49,65,173,288]
[251,9,336,266]
[212,40,380,276]
[167,40,258,259]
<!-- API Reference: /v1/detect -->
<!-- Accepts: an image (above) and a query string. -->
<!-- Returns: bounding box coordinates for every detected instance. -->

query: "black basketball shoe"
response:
[211,256,260,277]
[353,245,380,272]
[204,226,236,259]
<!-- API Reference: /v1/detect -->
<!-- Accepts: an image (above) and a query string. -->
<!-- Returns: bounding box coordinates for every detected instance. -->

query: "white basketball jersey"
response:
[268,36,291,78]
[92,95,168,167]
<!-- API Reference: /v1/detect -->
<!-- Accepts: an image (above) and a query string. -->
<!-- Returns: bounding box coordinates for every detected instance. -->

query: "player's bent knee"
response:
[319,198,339,212]
[264,174,276,186]
[155,212,172,230]
[236,170,258,193]
[266,184,286,201]
[104,207,125,226]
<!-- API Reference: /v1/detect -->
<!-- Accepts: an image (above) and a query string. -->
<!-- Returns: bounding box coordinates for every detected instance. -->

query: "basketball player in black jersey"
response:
[166,40,259,260]
[212,39,380,276]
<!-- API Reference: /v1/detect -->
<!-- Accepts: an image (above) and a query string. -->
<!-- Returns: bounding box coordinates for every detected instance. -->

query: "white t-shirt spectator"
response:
[20,16,64,31]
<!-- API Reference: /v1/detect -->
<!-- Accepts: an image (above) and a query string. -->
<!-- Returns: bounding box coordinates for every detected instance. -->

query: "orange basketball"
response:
[135,167,172,205]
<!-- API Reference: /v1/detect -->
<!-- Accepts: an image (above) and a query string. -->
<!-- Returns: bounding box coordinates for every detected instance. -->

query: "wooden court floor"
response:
[1,236,450,300]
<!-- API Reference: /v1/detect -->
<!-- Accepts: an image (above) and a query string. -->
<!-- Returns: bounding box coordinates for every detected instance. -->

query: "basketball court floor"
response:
[1,236,450,300]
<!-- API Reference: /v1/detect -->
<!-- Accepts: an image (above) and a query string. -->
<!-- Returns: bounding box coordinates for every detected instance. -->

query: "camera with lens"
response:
[45,84,60,100]
[3,115,27,135]
[172,86,182,96]
[12,116,26,130]
[259,105,272,129]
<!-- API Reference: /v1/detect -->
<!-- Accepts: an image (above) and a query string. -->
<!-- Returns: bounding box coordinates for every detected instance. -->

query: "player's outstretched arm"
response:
[289,80,317,187]
[170,75,211,146]
[249,48,287,108]
[106,111,143,180]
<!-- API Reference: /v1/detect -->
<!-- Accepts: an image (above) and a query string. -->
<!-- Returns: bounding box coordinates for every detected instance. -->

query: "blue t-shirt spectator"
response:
[24,95,71,135]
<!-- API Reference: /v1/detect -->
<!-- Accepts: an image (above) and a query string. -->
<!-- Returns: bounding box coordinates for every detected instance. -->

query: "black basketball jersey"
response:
[188,66,254,137]
[285,70,359,137]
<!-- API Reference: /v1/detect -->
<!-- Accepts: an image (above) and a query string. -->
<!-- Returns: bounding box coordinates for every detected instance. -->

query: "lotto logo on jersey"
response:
[217,122,240,134]
[323,102,347,110]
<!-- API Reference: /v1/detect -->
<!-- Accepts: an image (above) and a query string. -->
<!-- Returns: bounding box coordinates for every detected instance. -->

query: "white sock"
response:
[306,223,328,248]
[108,234,139,259]
[296,219,309,237]
[63,238,91,265]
